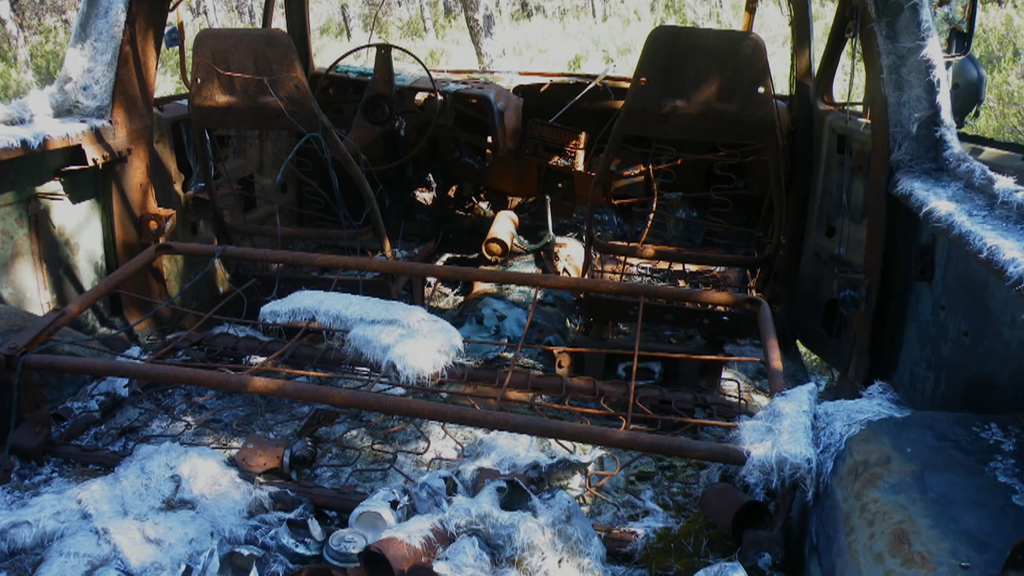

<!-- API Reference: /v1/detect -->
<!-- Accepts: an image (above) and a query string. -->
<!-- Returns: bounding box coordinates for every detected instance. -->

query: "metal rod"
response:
[23,354,749,465]
[593,236,765,268]
[461,339,762,363]
[625,297,644,430]
[494,287,540,409]
[549,64,615,123]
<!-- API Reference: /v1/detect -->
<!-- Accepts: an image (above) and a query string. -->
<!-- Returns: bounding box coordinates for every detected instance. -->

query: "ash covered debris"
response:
[730,381,910,500]
[0,443,280,575]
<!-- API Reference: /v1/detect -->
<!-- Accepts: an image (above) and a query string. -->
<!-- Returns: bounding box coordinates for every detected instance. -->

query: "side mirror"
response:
[949,53,987,129]
[932,0,979,58]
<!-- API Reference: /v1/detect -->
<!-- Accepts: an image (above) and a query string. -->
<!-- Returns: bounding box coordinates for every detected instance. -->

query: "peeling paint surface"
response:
[806,411,1024,575]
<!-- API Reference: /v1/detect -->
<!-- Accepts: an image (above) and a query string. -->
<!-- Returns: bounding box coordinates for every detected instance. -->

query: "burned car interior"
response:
[1,0,1024,573]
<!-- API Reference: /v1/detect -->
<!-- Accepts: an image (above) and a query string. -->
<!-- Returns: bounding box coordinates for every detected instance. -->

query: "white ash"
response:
[735,381,909,499]
[814,382,910,484]
[376,512,444,547]
[84,345,144,399]
[259,290,463,382]
[443,480,606,576]
[0,443,277,575]
[735,383,819,498]
[433,535,514,576]
[976,422,1024,507]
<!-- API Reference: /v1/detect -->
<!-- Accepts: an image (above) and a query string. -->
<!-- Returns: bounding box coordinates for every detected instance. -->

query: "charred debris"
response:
[1,0,1010,572]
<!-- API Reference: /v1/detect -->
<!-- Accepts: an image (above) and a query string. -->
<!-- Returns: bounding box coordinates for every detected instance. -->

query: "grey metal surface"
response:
[806,410,1024,575]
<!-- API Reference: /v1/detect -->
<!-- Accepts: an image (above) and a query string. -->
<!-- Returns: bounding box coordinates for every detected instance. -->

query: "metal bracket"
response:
[140,208,178,244]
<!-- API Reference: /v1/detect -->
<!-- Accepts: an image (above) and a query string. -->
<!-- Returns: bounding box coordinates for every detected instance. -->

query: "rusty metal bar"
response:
[2,244,160,358]
[462,338,763,363]
[165,242,775,309]
[594,235,765,268]
[494,287,540,409]
[625,297,644,430]
[163,331,748,418]
[22,354,749,465]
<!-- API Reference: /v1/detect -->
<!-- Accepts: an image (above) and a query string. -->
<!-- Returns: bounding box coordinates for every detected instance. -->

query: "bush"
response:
[960,3,1024,145]
[28,23,70,87]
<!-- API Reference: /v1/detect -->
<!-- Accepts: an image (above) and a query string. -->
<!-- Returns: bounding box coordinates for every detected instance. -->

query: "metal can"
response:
[322,528,368,568]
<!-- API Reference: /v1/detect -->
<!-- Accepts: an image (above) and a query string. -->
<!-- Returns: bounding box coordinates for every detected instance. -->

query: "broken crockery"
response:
[348,487,409,543]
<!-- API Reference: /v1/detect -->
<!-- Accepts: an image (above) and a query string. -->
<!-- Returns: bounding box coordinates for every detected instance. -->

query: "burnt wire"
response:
[2,246,226,463]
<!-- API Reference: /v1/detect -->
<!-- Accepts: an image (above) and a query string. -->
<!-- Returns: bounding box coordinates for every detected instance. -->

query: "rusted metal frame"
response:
[4,242,786,392]
[165,355,742,427]
[815,0,857,106]
[463,339,762,363]
[262,0,277,28]
[164,242,786,393]
[164,242,765,308]
[742,0,759,31]
[594,236,767,268]
[838,0,889,395]
[2,244,160,359]
[23,354,748,465]
[153,330,744,427]
[625,297,644,430]
[148,278,258,362]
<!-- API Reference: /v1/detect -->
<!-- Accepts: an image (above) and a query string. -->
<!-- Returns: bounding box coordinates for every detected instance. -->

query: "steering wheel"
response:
[315,43,440,171]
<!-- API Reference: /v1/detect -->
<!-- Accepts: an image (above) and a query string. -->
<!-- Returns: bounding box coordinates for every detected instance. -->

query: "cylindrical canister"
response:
[482,211,520,262]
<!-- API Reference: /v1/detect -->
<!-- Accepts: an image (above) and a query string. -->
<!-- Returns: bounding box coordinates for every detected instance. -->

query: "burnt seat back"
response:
[189,28,318,131]
[586,26,788,285]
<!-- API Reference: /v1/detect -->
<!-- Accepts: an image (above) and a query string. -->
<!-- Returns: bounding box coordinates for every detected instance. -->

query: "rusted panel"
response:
[0,151,111,330]
[807,411,1024,574]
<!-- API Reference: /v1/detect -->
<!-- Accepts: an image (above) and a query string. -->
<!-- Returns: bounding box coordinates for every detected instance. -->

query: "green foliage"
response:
[424,46,450,68]
[0,36,32,102]
[638,513,738,573]
[27,22,69,87]
[960,2,1024,145]
[566,52,584,73]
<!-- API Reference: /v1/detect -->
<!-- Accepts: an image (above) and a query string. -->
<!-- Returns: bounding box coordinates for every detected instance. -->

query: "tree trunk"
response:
[458,0,501,70]
[419,0,436,39]
[589,0,597,21]
[0,0,32,86]
[443,0,457,21]
[340,3,354,41]
[245,0,259,27]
